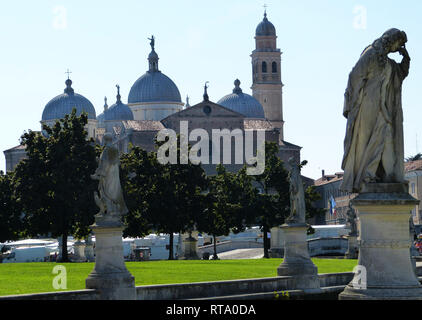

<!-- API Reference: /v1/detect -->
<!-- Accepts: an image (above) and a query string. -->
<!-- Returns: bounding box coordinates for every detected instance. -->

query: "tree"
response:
[13,109,98,262]
[121,136,208,260]
[0,171,23,242]
[248,142,290,258]
[197,165,253,259]
[120,146,157,238]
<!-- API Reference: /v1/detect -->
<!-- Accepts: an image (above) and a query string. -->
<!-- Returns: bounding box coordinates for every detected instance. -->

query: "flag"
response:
[329,195,337,217]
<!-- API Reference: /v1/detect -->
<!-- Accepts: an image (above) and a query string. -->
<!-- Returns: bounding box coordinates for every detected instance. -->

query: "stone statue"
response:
[346,202,357,236]
[286,157,306,224]
[340,28,410,193]
[91,133,128,218]
[148,35,155,51]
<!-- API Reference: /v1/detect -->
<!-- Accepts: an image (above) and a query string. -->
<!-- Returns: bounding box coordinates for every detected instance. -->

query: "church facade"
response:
[4,13,301,175]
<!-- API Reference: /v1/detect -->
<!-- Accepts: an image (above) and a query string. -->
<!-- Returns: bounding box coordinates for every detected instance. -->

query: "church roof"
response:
[218,79,265,118]
[255,12,276,37]
[121,120,165,131]
[42,79,96,121]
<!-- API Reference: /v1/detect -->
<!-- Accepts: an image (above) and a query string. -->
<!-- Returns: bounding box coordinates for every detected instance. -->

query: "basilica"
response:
[4,12,301,174]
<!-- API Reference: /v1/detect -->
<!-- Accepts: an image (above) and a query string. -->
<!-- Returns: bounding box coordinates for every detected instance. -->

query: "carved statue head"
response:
[374,28,407,54]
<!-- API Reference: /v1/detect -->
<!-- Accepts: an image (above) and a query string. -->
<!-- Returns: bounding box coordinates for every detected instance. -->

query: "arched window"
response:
[272,62,277,73]
[262,61,267,73]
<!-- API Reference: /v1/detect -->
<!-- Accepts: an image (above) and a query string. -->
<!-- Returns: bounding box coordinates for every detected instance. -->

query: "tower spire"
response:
[148,35,159,72]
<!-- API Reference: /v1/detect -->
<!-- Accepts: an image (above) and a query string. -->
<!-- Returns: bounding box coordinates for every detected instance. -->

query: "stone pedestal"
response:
[345,235,359,259]
[179,236,200,260]
[73,240,86,262]
[339,183,422,300]
[269,227,284,258]
[86,220,136,300]
[277,223,320,292]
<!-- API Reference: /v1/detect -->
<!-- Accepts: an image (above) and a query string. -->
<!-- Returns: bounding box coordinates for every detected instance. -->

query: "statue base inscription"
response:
[339,183,422,300]
[277,223,321,292]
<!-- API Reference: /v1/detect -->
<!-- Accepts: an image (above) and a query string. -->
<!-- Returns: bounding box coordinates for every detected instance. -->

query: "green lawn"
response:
[0,258,357,297]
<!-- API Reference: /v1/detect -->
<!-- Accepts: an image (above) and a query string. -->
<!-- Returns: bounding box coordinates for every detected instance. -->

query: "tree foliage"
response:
[0,171,23,242]
[12,109,98,261]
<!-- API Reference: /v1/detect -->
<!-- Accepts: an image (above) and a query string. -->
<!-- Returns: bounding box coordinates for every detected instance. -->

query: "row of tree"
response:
[0,110,324,261]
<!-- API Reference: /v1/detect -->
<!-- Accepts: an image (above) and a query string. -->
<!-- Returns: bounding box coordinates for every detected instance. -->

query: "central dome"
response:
[128,71,182,104]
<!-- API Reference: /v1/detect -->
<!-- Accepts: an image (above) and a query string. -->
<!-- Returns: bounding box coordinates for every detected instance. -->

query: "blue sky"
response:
[1,0,421,179]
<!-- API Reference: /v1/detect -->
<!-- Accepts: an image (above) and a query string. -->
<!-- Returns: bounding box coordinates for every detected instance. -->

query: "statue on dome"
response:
[148,35,155,51]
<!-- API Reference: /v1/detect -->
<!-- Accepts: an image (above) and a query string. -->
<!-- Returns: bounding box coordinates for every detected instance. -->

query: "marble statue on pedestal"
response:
[86,133,135,300]
[339,29,422,300]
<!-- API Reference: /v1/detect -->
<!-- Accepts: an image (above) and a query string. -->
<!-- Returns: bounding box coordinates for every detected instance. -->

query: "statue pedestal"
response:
[339,183,422,300]
[345,235,359,259]
[72,241,86,262]
[277,223,320,292]
[179,236,200,260]
[269,227,284,258]
[86,221,136,300]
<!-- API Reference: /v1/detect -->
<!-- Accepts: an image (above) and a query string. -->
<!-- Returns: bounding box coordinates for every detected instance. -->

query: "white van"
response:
[2,246,51,263]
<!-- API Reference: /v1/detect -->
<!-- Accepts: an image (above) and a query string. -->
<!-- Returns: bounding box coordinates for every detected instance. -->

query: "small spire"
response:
[263,4,268,19]
[116,84,121,103]
[104,96,108,111]
[203,82,209,101]
[233,79,242,94]
[64,78,74,95]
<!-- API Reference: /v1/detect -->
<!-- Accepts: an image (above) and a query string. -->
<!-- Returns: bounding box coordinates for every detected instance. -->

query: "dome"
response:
[217,79,265,118]
[128,71,182,104]
[42,79,96,121]
[104,86,134,121]
[255,12,276,37]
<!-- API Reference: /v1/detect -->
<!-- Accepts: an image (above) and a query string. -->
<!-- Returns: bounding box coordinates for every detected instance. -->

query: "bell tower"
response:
[251,11,284,141]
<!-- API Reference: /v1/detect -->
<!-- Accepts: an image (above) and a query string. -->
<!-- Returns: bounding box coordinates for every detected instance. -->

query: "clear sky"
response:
[1,0,421,179]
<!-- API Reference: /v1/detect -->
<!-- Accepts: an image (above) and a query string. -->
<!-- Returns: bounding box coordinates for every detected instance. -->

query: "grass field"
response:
[0,258,358,296]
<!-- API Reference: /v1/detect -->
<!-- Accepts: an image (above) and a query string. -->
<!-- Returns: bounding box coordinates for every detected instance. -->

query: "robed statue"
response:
[286,157,306,224]
[91,133,128,218]
[340,28,410,193]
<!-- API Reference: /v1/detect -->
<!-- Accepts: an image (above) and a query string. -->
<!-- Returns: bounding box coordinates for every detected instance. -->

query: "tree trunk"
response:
[62,232,69,262]
[263,225,269,259]
[168,233,174,260]
[213,235,218,260]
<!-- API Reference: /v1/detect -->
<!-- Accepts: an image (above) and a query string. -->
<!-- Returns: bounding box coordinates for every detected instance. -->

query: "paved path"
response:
[216,248,264,260]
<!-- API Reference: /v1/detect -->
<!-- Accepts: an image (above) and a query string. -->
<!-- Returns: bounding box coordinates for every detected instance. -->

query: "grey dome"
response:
[217,79,265,119]
[128,71,182,104]
[42,79,96,121]
[256,13,276,36]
